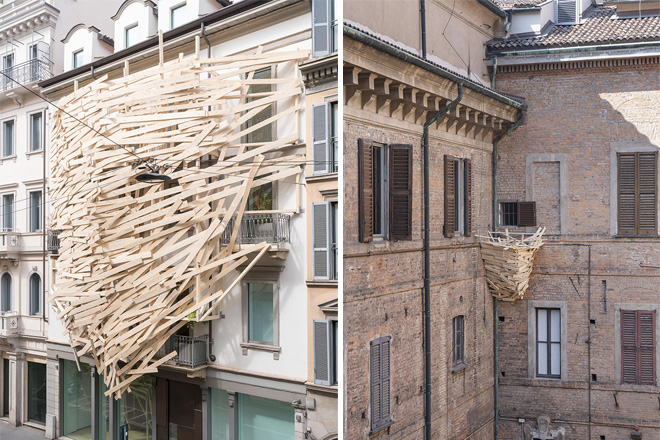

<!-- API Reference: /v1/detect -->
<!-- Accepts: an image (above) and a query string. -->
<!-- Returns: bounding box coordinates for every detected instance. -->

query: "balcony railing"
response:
[1,58,52,92]
[155,334,209,368]
[221,213,290,245]
[0,229,20,258]
[47,230,61,254]
[0,311,19,337]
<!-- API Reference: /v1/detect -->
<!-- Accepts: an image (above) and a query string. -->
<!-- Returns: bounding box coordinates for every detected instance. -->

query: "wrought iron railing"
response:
[155,334,208,368]
[221,213,290,245]
[0,311,19,336]
[47,230,61,254]
[0,58,52,92]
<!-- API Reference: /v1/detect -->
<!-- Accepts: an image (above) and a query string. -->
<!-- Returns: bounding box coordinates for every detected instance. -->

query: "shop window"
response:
[116,375,153,440]
[237,394,294,440]
[61,360,92,439]
[210,388,230,440]
[2,358,8,417]
[27,361,46,424]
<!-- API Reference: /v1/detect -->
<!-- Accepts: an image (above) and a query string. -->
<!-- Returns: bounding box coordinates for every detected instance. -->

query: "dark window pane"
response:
[27,361,46,424]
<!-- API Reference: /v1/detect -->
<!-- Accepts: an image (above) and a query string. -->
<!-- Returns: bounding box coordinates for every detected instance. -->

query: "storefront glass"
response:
[27,361,46,424]
[117,375,153,440]
[238,394,294,440]
[61,360,92,439]
[99,375,109,440]
[210,388,230,440]
[2,358,8,417]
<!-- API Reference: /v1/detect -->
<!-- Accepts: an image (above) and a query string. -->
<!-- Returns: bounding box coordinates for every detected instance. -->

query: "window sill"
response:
[240,342,281,359]
[451,362,468,373]
[306,172,338,183]
[614,234,660,238]
[25,149,43,156]
[306,279,338,288]
[370,419,394,435]
[0,155,17,163]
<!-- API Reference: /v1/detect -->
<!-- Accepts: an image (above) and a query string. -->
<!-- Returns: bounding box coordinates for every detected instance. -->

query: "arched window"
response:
[29,273,41,316]
[1,273,11,312]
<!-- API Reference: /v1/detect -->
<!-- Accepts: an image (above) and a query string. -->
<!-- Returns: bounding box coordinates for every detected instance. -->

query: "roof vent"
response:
[557,0,578,24]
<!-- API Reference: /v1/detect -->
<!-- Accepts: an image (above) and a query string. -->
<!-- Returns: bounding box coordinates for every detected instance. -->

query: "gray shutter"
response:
[371,336,391,432]
[312,0,330,57]
[639,311,656,386]
[312,103,329,174]
[312,202,330,279]
[618,153,637,235]
[557,0,577,24]
[313,320,332,385]
[637,152,657,235]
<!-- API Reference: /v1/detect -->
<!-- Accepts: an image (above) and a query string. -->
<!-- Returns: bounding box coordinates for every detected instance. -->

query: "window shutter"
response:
[389,144,412,240]
[637,152,657,235]
[311,0,330,57]
[371,336,391,432]
[464,159,472,236]
[621,310,638,384]
[618,153,637,235]
[313,320,332,386]
[358,139,374,243]
[517,201,537,227]
[312,202,330,279]
[444,155,456,238]
[312,103,329,175]
[639,311,656,386]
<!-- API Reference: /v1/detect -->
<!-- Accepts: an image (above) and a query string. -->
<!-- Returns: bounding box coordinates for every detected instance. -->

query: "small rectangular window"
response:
[245,282,275,345]
[536,308,561,378]
[2,120,14,157]
[2,194,14,230]
[311,101,338,175]
[29,191,42,233]
[125,24,139,48]
[501,202,518,227]
[372,145,387,237]
[452,315,465,367]
[170,3,187,29]
[499,201,537,227]
[444,156,472,237]
[2,53,13,89]
[72,50,83,69]
[29,113,43,152]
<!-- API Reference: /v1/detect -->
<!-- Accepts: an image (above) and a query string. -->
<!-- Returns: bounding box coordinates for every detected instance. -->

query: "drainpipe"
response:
[491,56,498,90]
[420,0,427,58]
[422,82,463,440]
[491,108,525,439]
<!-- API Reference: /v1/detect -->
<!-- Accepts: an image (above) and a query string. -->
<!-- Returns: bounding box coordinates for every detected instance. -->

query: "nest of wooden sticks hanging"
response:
[478,227,545,302]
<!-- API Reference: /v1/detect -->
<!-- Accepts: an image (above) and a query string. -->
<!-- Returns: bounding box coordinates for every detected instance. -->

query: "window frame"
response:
[1,192,15,231]
[452,315,466,370]
[124,23,139,49]
[2,52,14,89]
[28,190,42,233]
[29,273,41,316]
[528,300,567,380]
[2,118,15,158]
[535,308,561,379]
[0,272,11,313]
[241,278,280,357]
[444,155,472,238]
[28,111,44,153]
[170,2,187,29]
[72,49,84,69]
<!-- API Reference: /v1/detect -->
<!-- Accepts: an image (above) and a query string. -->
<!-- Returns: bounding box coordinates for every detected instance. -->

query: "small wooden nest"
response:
[478,228,545,302]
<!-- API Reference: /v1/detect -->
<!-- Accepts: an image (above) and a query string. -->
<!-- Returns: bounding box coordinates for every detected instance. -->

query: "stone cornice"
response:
[0,0,58,42]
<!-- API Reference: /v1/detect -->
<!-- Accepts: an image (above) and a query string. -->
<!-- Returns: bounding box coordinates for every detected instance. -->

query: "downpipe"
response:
[422,82,463,440]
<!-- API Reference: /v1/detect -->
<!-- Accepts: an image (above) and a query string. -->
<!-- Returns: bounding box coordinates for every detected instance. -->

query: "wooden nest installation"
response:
[49,38,309,398]
[478,228,545,302]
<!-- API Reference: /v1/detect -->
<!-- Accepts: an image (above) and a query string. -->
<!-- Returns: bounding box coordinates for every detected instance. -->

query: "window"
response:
[370,336,391,433]
[500,201,537,227]
[237,394,294,439]
[358,139,412,242]
[29,191,42,232]
[536,308,561,378]
[452,315,465,369]
[28,44,39,82]
[313,319,338,386]
[170,3,187,29]
[2,358,8,417]
[27,361,46,424]
[61,360,92,439]
[618,152,657,235]
[29,273,41,316]
[2,53,13,89]
[72,49,83,69]
[125,24,138,48]
[29,112,43,152]
[312,201,337,280]
[312,101,338,175]
[1,273,10,312]
[246,68,273,145]
[311,0,336,56]
[621,310,656,385]
[2,194,14,230]
[210,388,230,440]
[2,120,14,157]
[444,155,472,237]
[242,281,279,350]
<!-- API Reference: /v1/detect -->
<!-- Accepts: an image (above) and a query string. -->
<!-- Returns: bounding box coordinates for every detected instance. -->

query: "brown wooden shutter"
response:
[517,201,537,227]
[389,144,412,240]
[444,155,456,238]
[464,159,472,236]
[358,139,374,242]
[618,153,637,235]
[637,152,657,235]
[639,311,656,385]
[621,310,639,384]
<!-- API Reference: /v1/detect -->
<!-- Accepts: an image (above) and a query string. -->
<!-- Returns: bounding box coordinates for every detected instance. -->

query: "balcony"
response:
[221,213,290,246]
[0,229,20,259]
[1,58,52,92]
[0,311,19,337]
[47,230,61,255]
[155,334,209,369]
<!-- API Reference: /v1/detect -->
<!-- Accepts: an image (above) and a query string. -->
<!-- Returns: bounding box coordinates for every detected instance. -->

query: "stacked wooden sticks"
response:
[49,41,309,398]
[478,228,545,302]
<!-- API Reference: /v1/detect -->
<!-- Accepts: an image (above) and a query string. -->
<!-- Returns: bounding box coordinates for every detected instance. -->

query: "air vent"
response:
[557,0,577,24]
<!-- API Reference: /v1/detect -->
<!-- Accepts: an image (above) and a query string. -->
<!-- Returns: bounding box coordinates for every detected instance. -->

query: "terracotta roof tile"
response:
[492,0,546,9]
[488,6,660,50]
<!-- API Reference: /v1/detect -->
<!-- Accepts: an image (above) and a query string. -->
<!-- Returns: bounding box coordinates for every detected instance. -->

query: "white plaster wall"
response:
[62,28,93,71]
[113,1,157,51]
[209,13,312,380]
[540,0,555,29]
[509,10,542,36]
